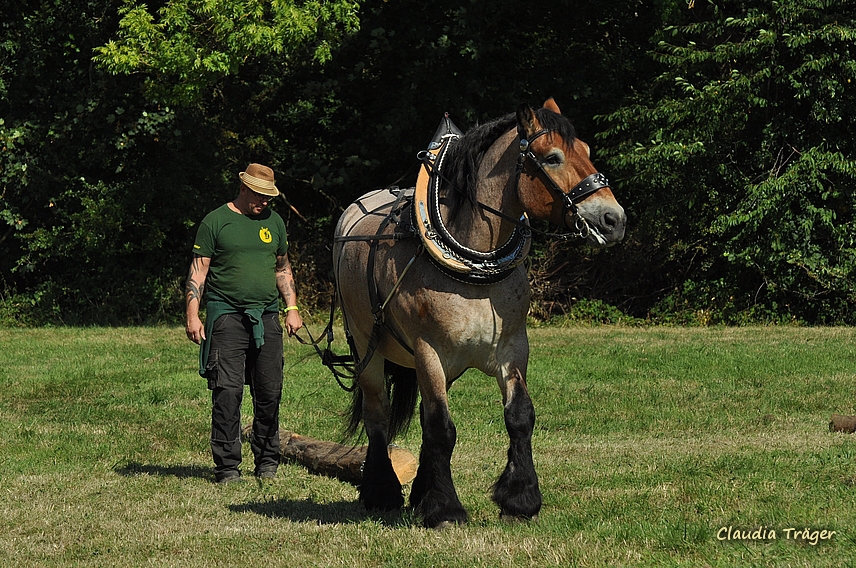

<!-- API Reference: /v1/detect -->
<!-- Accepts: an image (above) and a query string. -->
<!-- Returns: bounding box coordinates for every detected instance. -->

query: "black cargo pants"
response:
[205,312,283,480]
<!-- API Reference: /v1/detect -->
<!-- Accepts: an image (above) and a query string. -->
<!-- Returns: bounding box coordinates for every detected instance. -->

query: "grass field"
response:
[1,325,855,567]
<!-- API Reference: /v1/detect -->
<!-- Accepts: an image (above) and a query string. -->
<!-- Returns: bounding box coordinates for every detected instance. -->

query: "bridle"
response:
[516,128,611,238]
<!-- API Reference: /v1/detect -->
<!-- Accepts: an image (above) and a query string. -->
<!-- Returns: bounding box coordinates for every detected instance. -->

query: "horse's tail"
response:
[386,362,419,440]
[346,360,419,442]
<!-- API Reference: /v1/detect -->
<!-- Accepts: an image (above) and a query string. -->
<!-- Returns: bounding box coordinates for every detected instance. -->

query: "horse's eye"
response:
[543,154,563,167]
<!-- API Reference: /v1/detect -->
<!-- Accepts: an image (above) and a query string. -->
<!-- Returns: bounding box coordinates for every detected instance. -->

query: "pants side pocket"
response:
[204,348,220,390]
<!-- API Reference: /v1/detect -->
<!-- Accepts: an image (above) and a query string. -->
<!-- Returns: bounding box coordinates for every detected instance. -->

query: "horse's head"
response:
[515,99,626,247]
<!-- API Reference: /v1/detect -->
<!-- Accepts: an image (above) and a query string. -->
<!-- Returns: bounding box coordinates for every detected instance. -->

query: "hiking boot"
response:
[215,470,243,485]
[254,466,277,479]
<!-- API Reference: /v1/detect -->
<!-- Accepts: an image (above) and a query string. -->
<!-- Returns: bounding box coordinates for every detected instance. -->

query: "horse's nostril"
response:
[603,212,618,231]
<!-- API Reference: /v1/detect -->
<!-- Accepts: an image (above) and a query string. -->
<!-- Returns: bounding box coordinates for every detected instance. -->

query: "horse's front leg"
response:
[358,356,404,511]
[409,344,468,528]
[492,365,542,521]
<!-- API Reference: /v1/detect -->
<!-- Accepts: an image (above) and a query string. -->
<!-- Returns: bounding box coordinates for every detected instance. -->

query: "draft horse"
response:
[332,99,626,528]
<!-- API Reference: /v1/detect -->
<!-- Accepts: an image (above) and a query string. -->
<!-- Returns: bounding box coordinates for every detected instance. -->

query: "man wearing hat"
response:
[185,163,303,484]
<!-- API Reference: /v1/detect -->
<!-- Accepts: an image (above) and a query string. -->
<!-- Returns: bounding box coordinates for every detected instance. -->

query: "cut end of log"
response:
[829,414,856,433]
[388,445,418,485]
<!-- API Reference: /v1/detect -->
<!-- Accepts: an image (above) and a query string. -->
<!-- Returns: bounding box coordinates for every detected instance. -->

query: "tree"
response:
[0,1,207,324]
[12,0,852,326]
[600,0,856,323]
[94,0,360,106]
[0,0,360,324]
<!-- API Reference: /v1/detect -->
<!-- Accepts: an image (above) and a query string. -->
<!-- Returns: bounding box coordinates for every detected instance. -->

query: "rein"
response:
[292,305,359,392]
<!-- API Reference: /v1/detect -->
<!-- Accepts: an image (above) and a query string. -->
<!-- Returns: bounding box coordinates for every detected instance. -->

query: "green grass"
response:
[1,326,856,566]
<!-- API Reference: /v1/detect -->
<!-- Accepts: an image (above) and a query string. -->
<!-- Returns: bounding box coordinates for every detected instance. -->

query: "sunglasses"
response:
[245,186,273,203]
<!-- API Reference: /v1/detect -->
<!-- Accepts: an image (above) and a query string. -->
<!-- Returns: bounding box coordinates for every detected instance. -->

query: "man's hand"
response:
[285,309,303,337]
[186,315,206,344]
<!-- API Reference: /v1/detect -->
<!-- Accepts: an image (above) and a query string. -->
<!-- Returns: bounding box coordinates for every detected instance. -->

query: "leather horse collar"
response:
[414,116,532,285]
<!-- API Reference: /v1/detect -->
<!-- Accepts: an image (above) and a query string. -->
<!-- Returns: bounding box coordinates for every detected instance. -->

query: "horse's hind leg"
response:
[357,357,404,511]
[492,367,542,521]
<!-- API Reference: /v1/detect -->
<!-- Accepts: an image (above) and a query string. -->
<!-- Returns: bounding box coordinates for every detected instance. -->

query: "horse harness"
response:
[303,185,418,389]
[413,129,531,285]
[310,114,612,386]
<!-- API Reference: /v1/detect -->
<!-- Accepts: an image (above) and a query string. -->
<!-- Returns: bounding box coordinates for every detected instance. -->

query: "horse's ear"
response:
[516,103,538,139]
[543,98,561,114]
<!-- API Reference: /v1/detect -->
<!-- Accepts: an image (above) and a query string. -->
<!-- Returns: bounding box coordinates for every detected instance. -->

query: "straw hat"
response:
[239,163,279,197]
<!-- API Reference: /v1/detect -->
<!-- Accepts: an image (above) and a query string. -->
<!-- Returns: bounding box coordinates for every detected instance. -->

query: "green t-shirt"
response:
[193,204,288,310]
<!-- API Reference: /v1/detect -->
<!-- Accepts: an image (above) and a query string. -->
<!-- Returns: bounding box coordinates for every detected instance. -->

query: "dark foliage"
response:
[2,0,854,325]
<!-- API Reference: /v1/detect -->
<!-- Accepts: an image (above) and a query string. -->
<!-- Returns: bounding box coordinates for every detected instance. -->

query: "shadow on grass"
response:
[114,462,212,481]
[113,461,412,526]
[230,498,412,527]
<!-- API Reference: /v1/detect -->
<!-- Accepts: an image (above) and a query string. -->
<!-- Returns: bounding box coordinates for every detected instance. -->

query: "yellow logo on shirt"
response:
[259,227,272,243]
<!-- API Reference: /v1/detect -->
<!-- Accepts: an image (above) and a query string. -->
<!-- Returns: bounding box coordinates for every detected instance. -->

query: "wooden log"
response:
[829,414,856,433]
[242,426,418,485]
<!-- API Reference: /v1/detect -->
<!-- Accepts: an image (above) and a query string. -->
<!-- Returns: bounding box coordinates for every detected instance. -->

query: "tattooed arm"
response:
[185,253,211,344]
[276,253,303,336]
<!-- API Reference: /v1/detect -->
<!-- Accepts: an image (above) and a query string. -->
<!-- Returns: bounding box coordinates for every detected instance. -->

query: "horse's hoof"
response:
[500,512,538,524]
[360,487,404,512]
[419,506,468,529]
[431,519,465,531]
[362,496,404,512]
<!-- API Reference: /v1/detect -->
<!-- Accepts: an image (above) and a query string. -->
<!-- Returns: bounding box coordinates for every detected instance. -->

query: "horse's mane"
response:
[442,108,578,213]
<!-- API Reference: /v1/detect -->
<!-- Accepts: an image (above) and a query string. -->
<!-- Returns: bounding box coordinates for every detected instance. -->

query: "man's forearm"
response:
[186,254,209,318]
[276,255,298,306]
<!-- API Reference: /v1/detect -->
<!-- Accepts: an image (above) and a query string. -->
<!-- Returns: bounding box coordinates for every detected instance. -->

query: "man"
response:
[185,163,303,484]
